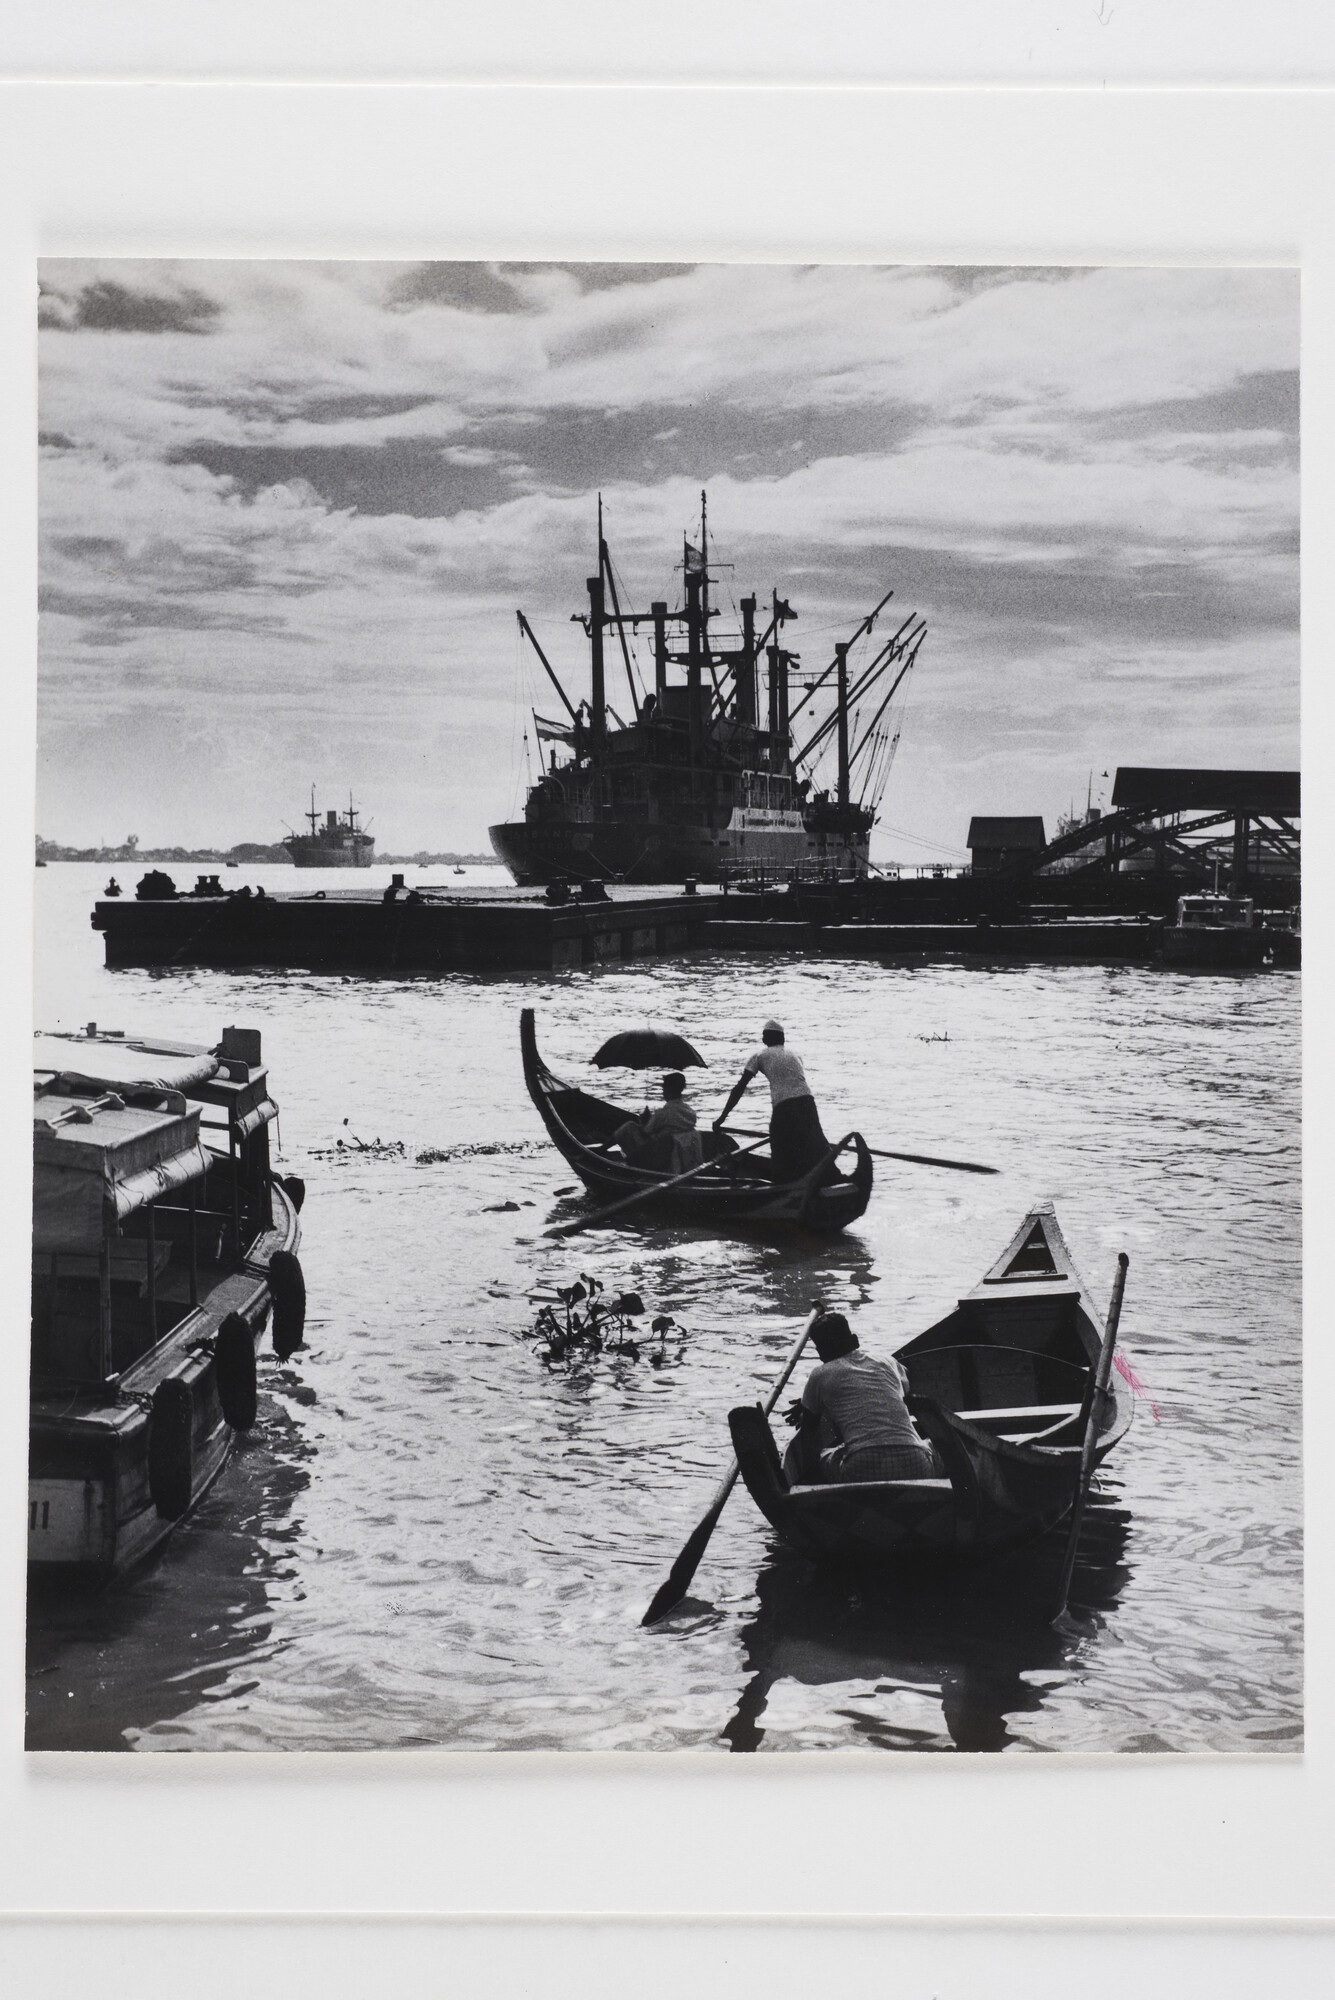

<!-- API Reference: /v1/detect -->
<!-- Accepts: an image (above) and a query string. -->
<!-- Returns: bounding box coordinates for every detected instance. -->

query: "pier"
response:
[91,883,713,974]
[89,765,1300,975]
[90,876,1300,974]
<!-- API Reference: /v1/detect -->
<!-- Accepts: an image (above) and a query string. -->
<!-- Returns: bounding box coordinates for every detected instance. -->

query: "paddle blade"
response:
[641,1505,723,1626]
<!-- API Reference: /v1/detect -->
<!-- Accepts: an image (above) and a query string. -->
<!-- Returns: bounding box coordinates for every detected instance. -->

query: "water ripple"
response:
[27,867,1301,1753]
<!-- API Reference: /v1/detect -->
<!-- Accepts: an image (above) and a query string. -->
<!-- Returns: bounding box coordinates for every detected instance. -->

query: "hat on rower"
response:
[762,1018,784,1037]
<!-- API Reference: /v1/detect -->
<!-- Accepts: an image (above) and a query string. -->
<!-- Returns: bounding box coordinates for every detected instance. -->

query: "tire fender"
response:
[269,1249,306,1359]
[215,1311,258,1431]
[279,1174,306,1214]
[148,1378,194,1520]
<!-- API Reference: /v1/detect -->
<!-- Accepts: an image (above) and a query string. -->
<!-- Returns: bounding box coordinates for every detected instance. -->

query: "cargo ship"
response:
[284,789,375,868]
[488,496,926,885]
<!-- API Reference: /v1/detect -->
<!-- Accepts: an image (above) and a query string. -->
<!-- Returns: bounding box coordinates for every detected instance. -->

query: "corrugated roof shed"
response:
[967,817,1048,850]
[1111,769,1300,815]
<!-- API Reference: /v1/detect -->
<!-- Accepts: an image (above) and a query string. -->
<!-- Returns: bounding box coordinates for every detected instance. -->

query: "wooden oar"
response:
[718,1124,999,1176]
[543,1137,770,1239]
[641,1305,822,1626]
[1051,1252,1130,1634]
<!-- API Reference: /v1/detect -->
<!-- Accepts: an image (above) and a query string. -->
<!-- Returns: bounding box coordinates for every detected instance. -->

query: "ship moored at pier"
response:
[488,495,926,885]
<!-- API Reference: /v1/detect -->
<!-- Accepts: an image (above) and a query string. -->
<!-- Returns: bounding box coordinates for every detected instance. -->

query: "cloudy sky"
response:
[37,259,1298,860]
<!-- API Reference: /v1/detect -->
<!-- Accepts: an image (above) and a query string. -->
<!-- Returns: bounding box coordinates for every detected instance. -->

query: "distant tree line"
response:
[36,835,499,866]
[36,835,293,864]
[378,852,496,865]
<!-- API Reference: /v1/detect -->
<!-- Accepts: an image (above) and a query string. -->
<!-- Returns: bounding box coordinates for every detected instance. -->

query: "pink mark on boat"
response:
[1114,1350,1161,1421]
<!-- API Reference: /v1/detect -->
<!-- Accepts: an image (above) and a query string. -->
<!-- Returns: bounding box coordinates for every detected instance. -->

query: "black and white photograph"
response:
[26,255,1300,1756]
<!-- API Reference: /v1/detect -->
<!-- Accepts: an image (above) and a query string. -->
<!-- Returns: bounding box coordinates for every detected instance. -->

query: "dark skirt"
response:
[769,1092,830,1184]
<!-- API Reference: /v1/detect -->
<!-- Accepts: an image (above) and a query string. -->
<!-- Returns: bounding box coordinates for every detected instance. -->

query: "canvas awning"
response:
[33,1033,219,1096]
[33,1092,211,1251]
[231,1097,278,1141]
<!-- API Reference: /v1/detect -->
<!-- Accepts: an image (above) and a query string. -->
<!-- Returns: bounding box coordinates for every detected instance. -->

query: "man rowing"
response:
[783,1311,943,1484]
[714,1018,831,1184]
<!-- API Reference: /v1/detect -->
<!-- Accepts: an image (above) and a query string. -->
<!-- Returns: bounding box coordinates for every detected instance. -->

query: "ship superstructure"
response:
[489,496,925,885]
[284,790,375,869]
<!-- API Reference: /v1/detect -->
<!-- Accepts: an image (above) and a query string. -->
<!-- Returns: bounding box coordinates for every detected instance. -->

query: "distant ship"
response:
[488,494,926,885]
[284,790,375,869]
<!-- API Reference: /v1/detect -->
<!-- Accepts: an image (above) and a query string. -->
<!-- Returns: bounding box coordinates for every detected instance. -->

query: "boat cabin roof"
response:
[1176,894,1255,927]
[33,1029,274,1133]
[33,1084,210,1250]
[33,1031,220,1095]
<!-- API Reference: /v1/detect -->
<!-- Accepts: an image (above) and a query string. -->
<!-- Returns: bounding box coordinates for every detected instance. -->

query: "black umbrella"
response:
[592,1029,706,1070]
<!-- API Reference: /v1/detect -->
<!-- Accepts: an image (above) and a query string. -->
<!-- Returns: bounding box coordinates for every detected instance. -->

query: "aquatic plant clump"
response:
[416,1141,542,1165]
[309,1136,409,1161]
[309,1134,544,1165]
[523,1274,685,1369]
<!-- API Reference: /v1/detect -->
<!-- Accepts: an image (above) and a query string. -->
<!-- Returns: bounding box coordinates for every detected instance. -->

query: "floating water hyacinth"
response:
[523,1274,686,1369]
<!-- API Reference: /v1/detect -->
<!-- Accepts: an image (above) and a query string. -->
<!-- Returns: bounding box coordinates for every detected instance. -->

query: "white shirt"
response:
[743,1045,812,1106]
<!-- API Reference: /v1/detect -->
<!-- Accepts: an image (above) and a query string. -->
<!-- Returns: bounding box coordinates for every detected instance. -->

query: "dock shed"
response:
[1110,769,1300,816]
[967,817,1048,874]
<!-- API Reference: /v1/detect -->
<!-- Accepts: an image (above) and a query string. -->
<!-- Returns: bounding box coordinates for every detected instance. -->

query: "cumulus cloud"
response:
[36,259,1298,855]
[39,272,222,335]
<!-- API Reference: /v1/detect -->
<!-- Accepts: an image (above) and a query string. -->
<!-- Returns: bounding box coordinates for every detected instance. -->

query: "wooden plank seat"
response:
[788,1477,954,1496]
[954,1401,1082,1444]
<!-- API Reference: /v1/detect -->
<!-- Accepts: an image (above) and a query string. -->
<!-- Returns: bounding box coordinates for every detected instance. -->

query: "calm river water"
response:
[27,863,1302,1753]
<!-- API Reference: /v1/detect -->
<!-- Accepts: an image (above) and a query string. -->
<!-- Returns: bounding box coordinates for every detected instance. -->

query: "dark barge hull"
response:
[730,1203,1133,1570]
[91,889,713,973]
[489,818,868,886]
[521,1008,873,1235]
[1162,924,1300,968]
[287,844,374,868]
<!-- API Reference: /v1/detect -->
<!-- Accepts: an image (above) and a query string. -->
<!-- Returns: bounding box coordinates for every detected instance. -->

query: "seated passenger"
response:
[613,1071,704,1174]
[783,1311,943,1484]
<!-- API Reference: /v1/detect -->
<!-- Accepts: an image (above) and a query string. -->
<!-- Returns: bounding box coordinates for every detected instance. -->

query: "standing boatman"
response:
[714,1018,831,1184]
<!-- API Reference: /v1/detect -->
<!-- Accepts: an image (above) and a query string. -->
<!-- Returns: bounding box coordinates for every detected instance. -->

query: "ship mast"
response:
[684,522,703,765]
[586,496,606,747]
[835,642,850,811]
[306,785,318,837]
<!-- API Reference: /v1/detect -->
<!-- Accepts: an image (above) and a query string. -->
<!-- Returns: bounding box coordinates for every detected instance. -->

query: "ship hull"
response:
[286,843,374,869]
[488,818,867,885]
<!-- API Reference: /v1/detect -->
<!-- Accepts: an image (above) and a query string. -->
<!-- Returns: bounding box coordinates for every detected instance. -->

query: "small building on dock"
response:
[967,817,1048,874]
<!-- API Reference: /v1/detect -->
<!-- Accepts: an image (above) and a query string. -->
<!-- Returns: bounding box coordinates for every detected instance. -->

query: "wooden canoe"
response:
[729,1202,1134,1567]
[521,1007,873,1234]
